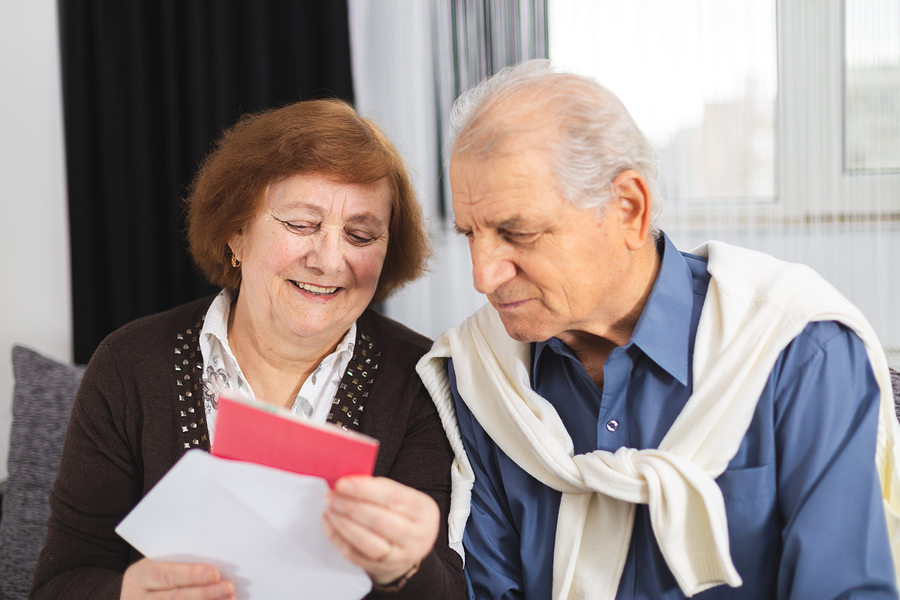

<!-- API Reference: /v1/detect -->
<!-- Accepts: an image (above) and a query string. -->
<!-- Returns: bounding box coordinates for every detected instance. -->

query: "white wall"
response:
[0,1,71,484]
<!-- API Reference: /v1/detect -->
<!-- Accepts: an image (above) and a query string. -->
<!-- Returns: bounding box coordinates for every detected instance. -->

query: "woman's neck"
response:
[225,296,346,409]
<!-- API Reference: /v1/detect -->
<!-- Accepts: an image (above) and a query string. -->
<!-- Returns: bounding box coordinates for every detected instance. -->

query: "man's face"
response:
[451,144,635,343]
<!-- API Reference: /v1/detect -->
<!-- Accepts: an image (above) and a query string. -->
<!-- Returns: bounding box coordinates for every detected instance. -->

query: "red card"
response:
[211,392,379,488]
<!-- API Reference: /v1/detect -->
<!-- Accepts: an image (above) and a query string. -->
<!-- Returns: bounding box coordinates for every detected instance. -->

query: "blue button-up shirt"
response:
[449,233,897,599]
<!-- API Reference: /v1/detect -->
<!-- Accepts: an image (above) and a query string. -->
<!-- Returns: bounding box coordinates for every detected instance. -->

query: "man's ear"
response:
[611,170,652,251]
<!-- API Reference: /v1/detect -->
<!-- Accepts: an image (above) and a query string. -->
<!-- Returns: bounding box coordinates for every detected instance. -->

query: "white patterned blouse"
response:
[198,289,356,443]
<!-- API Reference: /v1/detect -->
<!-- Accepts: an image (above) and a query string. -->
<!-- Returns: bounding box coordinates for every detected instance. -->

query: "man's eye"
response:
[504,231,538,243]
[453,224,473,238]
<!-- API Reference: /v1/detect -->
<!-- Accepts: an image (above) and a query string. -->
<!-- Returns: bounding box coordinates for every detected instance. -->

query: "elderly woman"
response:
[31,100,464,600]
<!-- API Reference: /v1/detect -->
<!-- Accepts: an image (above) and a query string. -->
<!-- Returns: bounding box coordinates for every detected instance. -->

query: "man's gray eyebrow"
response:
[453,217,532,234]
[495,218,527,230]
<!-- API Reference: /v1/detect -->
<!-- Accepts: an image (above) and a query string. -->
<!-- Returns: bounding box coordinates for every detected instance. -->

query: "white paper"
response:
[116,450,372,600]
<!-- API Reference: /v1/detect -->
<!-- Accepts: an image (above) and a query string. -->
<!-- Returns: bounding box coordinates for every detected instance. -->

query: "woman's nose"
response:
[304,227,344,275]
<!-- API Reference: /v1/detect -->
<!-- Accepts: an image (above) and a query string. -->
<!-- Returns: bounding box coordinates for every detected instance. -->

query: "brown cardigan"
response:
[30,296,464,599]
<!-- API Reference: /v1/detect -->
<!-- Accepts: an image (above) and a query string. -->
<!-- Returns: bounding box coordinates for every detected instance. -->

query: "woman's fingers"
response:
[329,477,439,547]
[120,558,235,600]
[332,476,429,510]
[322,511,394,565]
[323,509,412,585]
[128,559,220,589]
[324,476,439,584]
[330,493,413,544]
[324,506,403,562]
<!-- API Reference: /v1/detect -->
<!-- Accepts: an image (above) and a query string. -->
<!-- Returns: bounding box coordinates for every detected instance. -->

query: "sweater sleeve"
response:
[30,341,143,599]
[448,359,527,600]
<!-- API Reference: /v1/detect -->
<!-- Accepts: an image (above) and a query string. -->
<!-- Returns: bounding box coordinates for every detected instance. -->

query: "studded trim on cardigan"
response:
[175,320,382,453]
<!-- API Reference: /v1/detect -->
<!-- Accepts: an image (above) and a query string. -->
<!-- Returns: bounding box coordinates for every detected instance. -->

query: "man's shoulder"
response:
[781,320,861,368]
[766,321,872,403]
[678,249,712,297]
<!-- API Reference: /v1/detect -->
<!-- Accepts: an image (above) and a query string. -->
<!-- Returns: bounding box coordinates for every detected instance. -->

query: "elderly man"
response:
[418,60,900,599]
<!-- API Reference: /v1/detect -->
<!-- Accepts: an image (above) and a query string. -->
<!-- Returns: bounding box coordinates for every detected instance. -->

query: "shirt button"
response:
[606,419,619,432]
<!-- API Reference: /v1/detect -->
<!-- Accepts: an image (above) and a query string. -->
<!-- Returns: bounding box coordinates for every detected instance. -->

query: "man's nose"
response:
[305,228,344,274]
[470,238,515,295]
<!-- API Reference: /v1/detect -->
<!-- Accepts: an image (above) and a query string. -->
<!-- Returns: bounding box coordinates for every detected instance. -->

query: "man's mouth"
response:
[494,297,529,310]
[292,281,339,295]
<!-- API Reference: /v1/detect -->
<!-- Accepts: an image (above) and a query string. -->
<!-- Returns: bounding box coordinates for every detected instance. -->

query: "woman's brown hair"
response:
[185,99,430,304]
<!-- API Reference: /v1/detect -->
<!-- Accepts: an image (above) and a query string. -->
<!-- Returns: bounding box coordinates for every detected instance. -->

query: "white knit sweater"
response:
[417,241,900,599]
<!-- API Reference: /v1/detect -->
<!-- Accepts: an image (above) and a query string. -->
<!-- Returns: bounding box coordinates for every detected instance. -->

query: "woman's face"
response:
[230,173,392,350]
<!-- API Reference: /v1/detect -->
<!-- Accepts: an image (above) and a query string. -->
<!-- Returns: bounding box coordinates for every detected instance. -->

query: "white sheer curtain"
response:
[551,0,900,368]
[349,0,898,367]
[348,0,545,339]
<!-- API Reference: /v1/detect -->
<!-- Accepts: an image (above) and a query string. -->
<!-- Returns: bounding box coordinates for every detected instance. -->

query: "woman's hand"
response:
[121,558,235,600]
[323,476,439,585]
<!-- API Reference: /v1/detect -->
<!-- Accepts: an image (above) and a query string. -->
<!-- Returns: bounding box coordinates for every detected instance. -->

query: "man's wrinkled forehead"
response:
[451,122,564,218]
[449,142,565,236]
[454,89,558,161]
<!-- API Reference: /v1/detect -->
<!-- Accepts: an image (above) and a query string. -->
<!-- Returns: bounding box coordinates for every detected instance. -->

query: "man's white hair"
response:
[450,59,662,222]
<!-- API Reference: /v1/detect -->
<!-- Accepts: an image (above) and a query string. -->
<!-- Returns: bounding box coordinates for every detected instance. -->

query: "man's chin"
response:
[496,313,551,344]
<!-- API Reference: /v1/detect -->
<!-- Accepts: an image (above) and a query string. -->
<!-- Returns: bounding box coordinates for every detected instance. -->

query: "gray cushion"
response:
[893,368,900,420]
[0,346,85,600]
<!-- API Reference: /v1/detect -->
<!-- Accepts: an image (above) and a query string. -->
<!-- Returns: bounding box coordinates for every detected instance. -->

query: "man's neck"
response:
[556,241,662,386]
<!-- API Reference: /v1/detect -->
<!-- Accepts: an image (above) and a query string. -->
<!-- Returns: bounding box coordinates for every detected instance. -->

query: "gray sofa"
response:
[0,346,85,600]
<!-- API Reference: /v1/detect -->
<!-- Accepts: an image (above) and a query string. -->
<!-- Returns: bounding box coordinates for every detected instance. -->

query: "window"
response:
[550,0,777,205]
[845,0,900,173]
[549,0,900,366]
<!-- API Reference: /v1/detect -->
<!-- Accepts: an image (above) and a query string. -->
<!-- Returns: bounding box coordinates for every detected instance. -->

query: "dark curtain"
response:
[59,0,354,364]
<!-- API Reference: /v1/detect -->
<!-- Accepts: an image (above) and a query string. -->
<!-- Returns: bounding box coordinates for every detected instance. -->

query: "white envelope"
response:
[116,450,372,600]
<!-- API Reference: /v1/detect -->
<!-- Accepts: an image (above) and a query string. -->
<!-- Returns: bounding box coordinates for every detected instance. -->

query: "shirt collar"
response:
[533,231,693,386]
[627,232,693,385]
[200,289,235,365]
[199,288,357,381]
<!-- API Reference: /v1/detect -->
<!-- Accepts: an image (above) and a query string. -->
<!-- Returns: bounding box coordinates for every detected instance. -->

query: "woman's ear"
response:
[611,170,652,251]
[227,230,243,263]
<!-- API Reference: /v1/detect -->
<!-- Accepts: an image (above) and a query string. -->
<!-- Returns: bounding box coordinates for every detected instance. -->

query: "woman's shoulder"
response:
[358,308,432,361]
[97,295,216,356]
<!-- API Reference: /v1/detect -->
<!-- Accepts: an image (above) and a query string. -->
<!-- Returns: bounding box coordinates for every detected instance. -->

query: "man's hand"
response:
[121,558,235,600]
[323,476,439,585]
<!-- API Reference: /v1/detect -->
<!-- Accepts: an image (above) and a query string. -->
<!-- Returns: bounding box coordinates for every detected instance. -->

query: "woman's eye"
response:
[347,231,375,245]
[284,221,317,234]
